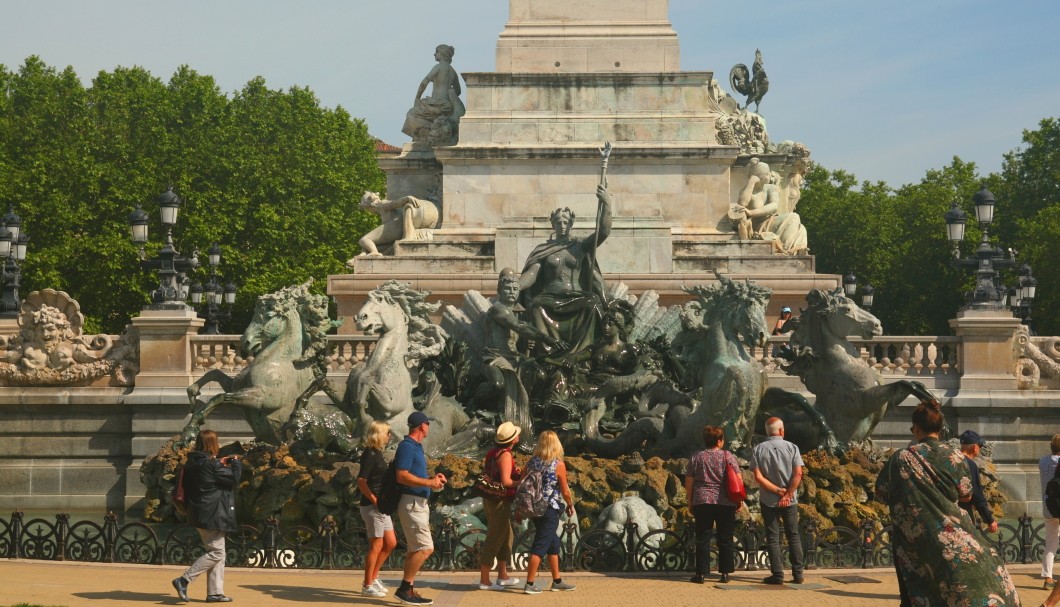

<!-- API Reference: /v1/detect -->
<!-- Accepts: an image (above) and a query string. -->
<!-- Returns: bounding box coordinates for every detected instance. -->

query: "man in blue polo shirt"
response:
[393,411,446,606]
[751,416,806,585]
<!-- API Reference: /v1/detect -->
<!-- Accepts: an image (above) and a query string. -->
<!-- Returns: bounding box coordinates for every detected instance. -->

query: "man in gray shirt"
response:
[751,417,805,585]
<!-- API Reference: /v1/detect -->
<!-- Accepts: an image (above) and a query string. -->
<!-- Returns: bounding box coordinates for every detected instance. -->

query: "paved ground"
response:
[0,560,1050,606]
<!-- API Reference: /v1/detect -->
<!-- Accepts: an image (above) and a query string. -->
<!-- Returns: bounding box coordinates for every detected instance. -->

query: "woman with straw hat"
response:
[477,422,523,590]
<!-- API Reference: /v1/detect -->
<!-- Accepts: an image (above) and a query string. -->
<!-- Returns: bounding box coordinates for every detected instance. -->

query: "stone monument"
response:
[331,0,838,327]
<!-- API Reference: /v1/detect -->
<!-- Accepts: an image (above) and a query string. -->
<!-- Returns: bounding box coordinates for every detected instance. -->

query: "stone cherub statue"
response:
[0,289,139,386]
[401,44,465,147]
[348,191,441,263]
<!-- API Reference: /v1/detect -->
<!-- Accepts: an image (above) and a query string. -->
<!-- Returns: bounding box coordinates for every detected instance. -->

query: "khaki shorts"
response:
[397,494,434,553]
[359,504,394,539]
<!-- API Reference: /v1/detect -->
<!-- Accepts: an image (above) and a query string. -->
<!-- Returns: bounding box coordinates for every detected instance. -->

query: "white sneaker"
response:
[372,579,387,594]
[478,583,503,591]
[362,584,386,598]
[497,578,521,587]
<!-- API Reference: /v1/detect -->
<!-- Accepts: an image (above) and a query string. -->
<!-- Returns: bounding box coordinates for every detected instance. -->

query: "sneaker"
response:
[205,596,233,603]
[550,580,576,592]
[395,588,433,605]
[690,574,705,584]
[792,574,805,584]
[478,583,504,591]
[372,579,387,593]
[762,575,785,585]
[171,577,189,602]
[524,582,544,595]
[497,577,521,587]
[362,584,387,598]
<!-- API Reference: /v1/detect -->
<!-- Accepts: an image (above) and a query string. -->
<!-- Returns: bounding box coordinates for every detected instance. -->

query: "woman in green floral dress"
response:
[875,399,1020,606]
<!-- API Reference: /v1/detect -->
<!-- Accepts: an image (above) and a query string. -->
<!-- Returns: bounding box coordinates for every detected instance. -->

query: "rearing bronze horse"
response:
[181,281,340,445]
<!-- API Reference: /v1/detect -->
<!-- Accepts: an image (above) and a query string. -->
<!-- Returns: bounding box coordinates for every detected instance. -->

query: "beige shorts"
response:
[359,504,394,539]
[397,494,434,553]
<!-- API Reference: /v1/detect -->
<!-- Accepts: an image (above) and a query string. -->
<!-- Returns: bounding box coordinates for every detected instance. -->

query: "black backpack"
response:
[376,459,401,516]
[1047,475,1060,518]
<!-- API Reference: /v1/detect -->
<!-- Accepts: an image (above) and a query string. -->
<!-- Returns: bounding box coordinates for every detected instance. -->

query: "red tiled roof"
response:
[374,138,401,154]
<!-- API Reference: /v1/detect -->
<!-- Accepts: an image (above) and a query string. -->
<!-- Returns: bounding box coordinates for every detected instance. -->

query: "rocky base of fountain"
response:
[141,440,1005,534]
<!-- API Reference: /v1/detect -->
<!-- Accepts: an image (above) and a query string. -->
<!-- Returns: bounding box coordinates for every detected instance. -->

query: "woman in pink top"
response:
[684,425,742,584]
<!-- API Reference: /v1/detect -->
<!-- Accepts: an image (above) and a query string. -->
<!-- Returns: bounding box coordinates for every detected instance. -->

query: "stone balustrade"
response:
[188,334,378,375]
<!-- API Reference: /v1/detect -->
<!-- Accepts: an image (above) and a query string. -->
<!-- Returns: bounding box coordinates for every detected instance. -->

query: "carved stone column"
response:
[949,307,1021,391]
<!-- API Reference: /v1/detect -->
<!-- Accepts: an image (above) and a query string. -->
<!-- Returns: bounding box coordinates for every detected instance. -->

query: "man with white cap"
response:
[478,422,523,590]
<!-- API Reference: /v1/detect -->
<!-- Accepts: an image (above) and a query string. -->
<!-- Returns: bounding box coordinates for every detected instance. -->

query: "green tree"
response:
[995,118,1060,335]
[800,158,986,336]
[0,57,383,333]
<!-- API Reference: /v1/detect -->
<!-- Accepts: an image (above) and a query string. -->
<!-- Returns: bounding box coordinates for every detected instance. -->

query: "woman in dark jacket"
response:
[172,430,241,603]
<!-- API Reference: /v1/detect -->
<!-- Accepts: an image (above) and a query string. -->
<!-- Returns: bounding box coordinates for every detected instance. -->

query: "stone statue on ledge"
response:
[401,44,465,147]
[730,49,769,113]
[729,155,809,256]
[348,191,441,263]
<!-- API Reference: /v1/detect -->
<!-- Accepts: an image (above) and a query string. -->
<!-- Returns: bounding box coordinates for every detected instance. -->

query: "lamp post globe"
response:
[158,186,181,227]
[843,272,857,297]
[972,184,996,226]
[944,200,968,245]
[2,207,21,242]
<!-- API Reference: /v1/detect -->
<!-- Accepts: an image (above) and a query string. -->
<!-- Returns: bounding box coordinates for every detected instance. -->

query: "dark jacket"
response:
[183,450,242,533]
[959,457,995,526]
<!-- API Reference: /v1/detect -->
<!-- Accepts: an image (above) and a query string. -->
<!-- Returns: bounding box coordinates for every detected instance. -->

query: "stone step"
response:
[393,240,494,257]
[351,255,496,275]
[673,255,814,274]
[673,239,776,256]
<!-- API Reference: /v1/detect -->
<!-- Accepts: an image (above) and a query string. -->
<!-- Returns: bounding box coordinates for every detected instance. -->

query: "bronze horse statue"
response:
[181,281,342,445]
[762,287,932,453]
[583,272,771,458]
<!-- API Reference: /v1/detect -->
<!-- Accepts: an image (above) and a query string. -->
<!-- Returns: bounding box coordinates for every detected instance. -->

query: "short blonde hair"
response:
[363,421,391,451]
[1051,433,1060,455]
[533,430,564,463]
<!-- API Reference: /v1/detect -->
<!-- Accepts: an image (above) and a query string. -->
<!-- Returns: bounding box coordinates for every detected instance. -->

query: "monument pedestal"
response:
[332,0,836,327]
[130,307,204,388]
[949,307,1021,391]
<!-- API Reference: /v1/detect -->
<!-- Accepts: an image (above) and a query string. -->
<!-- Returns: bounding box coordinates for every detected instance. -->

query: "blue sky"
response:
[2,0,1058,186]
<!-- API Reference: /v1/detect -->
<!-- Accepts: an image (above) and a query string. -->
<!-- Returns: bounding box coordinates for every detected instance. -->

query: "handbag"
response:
[725,462,747,503]
[474,473,510,500]
[171,466,188,516]
[475,446,514,500]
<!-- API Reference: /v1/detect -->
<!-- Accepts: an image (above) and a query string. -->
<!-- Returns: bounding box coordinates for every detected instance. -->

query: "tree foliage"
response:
[0,57,384,333]
[801,120,1059,337]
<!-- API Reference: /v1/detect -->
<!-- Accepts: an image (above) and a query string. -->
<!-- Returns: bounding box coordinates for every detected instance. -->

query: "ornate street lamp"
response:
[128,187,200,310]
[943,184,1021,310]
[1010,264,1037,333]
[0,209,27,318]
[189,242,238,334]
[841,272,875,310]
[860,284,875,310]
[843,271,858,297]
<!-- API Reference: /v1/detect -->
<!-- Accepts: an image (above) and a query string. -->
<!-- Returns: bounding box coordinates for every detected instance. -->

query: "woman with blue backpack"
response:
[518,430,576,594]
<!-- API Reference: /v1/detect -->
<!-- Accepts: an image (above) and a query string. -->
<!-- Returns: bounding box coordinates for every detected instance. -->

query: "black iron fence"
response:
[0,511,1051,572]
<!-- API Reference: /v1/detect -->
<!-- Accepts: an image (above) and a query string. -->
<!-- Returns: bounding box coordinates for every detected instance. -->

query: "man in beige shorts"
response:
[393,411,446,605]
